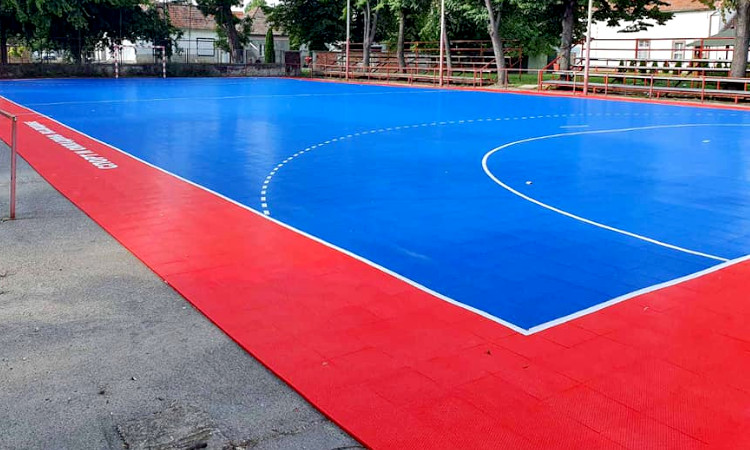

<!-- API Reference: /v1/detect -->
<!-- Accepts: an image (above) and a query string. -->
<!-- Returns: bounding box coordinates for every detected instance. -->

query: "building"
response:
[167,3,235,63]
[583,1,738,69]
[245,7,291,63]
[167,4,290,64]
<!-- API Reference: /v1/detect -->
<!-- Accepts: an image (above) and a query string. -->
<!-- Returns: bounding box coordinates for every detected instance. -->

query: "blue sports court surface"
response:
[3,78,750,331]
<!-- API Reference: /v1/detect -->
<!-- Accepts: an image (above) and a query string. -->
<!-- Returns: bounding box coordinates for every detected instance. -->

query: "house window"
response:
[637,39,651,59]
[196,38,215,57]
[673,41,685,60]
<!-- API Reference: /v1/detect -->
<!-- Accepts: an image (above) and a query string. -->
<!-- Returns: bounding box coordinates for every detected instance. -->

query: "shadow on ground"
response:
[0,145,362,450]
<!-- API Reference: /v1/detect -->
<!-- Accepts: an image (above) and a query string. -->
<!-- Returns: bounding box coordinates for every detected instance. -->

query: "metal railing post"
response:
[9,116,16,219]
[649,74,654,98]
[1,109,18,220]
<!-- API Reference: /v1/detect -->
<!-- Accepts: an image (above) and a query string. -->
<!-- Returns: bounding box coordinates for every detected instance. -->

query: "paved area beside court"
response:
[0,145,361,449]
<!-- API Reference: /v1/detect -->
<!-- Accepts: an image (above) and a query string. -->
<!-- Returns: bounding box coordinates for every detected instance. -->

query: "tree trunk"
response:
[362,0,378,68]
[71,34,83,63]
[730,0,750,78]
[396,8,406,71]
[0,25,8,65]
[363,1,371,67]
[483,0,506,85]
[444,33,452,71]
[221,4,242,63]
[559,0,576,71]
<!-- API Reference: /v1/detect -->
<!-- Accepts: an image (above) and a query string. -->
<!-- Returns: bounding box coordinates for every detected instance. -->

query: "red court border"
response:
[292,75,750,112]
[2,92,749,449]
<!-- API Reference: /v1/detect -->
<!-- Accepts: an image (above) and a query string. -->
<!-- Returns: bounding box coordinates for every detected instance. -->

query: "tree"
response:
[418,0,487,71]
[246,0,268,11]
[449,0,556,85]
[358,0,383,66]
[701,0,750,78]
[269,0,345,50]
[264,28,275,62]
[196,0,252,63]
[384,0,432,70]
[23,0,181,63]
[481,0,508,84]
[557,0,673,71]
[734,0,750,78]
[385,0,428,69]
[385,0,408,68]
[0,0,25,64]
[149,3,183,58]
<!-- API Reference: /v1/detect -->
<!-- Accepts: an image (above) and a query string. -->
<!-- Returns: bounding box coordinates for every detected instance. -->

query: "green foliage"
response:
[674,59,682,75]
[383,0,430,43]
[247,0,268,11]
[419,0,558,56]
[270,0,345,50]
[592,0,672,33]
[698,0,735,13]
[418,0,485,43]
[264,28,275,63]
[710,61,724,76]
[15,0,181,62]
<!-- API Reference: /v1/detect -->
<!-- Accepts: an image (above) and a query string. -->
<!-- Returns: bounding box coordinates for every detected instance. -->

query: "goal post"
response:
[114,44,166,79]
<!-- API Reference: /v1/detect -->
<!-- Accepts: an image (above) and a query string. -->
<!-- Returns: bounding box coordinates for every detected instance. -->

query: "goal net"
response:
[113,44,166,79]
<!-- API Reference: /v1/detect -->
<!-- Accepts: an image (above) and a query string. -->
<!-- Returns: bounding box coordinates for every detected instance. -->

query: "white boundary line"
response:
[6,96,749,335]
[482,123,750,263]
[527,254,750,334]
[23,90,441,108]
[1,96,533,335]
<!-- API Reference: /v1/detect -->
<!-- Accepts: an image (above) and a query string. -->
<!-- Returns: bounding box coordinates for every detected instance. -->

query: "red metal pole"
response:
[345,0,351,81]
[649,74,654,97]
[438,0,445,87]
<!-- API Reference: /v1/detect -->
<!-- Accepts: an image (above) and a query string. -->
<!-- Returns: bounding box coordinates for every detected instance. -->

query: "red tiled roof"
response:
[165,4,284,37]
[167,4,216,31]
[661,0,713,12]
[246,7,284,37]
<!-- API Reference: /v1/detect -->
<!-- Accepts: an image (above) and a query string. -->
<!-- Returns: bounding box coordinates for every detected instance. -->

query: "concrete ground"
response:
[0,145,361,450]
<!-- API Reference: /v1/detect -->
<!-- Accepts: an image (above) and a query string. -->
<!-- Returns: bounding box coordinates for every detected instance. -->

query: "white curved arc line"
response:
[481,123,750,263]
[260,111,592,216]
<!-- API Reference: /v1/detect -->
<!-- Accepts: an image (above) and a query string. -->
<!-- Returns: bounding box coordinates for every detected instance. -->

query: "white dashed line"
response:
[258,110,738,216]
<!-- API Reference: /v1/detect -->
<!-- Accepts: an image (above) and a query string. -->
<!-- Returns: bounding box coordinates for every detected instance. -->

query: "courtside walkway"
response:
[0,145,359,449]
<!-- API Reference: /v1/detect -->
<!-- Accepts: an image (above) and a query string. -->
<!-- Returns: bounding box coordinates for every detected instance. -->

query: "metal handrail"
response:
[0,108,17,220]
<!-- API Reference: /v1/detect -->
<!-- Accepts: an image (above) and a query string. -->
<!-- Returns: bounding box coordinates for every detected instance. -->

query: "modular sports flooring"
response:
[2,78,750,448]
